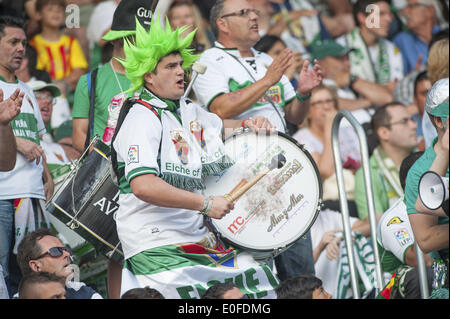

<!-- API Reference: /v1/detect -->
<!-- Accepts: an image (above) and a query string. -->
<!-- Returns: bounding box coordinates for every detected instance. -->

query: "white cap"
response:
[27,80,61,98]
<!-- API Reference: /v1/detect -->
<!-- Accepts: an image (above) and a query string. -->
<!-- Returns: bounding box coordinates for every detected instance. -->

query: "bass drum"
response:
[203,129,322,261]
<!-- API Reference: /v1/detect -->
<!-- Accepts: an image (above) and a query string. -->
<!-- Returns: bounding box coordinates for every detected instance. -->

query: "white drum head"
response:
[203,130,322,254]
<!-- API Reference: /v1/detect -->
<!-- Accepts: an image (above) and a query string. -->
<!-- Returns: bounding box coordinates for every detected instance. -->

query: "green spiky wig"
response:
[118,14,199,94]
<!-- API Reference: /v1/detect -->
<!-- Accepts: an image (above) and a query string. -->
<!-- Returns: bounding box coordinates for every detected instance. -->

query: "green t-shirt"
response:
[404,137,449,259]
[354,149,401,221]
[72,62,132,139]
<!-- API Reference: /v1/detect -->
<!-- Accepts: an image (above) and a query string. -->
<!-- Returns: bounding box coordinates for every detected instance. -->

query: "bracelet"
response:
[296,92,311,102]
[199,196,214,216]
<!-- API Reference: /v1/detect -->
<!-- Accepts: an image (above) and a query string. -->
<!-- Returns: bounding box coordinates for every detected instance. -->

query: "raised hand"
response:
[0,88,23,125]
[263,48,293,87]
[297,59,323,96]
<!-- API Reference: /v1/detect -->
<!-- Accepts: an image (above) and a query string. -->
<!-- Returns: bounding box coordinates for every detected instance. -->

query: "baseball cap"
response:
[310,39,354,61]
[102,0,159,42]
[425,78,449,118]
[28,80,61,98]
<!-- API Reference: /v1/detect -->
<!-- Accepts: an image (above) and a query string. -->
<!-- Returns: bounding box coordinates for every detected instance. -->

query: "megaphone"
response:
[418,171,449,210]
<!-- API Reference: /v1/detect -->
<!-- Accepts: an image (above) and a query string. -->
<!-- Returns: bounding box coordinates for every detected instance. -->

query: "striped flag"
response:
[120,243,280,299]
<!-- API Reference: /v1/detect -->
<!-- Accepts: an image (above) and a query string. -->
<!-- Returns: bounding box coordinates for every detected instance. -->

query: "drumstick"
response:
[225,153,286,202]
[227,178,248,198]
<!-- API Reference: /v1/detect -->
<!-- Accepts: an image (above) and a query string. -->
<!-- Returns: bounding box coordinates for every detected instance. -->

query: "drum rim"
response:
[211,129,323,253]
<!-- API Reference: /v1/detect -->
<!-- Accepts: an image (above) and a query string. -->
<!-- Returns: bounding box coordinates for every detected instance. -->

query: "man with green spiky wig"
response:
[111,15,279,299]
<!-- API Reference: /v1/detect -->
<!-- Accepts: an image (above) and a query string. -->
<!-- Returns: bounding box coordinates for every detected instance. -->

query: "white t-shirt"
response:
[0,79,46,200]
[113,103,208,259]
[377,197,415,263]
[193,42,297,133]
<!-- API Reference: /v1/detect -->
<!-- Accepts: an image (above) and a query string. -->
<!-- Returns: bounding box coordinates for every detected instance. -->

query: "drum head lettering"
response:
[203,131,322,254]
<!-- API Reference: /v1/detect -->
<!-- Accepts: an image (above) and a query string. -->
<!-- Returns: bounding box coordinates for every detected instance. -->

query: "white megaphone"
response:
[418,171,449,210]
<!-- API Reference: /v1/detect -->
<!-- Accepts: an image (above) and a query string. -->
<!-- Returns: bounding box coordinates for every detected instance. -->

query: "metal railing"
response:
[331,110,384,298]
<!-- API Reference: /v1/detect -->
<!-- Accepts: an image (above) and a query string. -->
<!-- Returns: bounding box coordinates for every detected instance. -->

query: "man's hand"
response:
[263,48,293,87]
[296,59,323,96]
[16,137,46,165]
[243,116,276,132]
[0,88,23,125]
[208,196,235,219]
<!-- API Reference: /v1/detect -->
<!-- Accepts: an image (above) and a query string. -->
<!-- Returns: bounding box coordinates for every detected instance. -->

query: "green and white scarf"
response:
[140,90,233,191]
[346,28,391,85]
[373,146,403,206]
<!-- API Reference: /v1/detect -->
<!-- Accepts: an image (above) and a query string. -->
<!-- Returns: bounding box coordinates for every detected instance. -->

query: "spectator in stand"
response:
[0,14,54,297]
[375,151,434,299]
[121,286,165,299]
[394,0,445,75]
[311,38,394,128]
[412,71,432,151]
[292,85,361,211]
[336,0,404,94]
[15,44,71,138]
[167,0,214,54]
[16,228,103,299]
[18,271,66,299]
[29,0,88,97]
[276,274,332,299]
[354,102,419,230]
[28,80,80,179]
[421,37,449,148]
[86,0,120,69]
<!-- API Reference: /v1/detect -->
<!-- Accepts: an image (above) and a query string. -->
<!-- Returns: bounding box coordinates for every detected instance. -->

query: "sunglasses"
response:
[35,246,72,260]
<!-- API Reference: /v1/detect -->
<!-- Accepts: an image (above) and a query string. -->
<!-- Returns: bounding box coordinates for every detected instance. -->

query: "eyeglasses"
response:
[310,99,335,107]
[34,246,72,260]
[34,91,57,105]
[388,116,417,127]
[220,8,260,19]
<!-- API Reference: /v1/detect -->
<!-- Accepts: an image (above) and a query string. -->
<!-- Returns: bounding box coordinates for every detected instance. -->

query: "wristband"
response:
[200,196,214,216]
[296,92,311,102]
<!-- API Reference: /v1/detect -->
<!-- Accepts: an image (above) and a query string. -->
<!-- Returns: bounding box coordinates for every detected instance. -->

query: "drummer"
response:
[112,15,278,299]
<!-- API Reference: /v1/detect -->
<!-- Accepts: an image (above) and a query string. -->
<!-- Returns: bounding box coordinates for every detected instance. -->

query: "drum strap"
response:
[110,98,162,186]
[85,68,99,150]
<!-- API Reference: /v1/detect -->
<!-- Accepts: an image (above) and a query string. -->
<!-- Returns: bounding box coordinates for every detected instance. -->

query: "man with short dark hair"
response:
[18,271,66,299]
[16,228,102,299]
[201,282,247,299]
[354,102,418,227]
[276,274,332,299]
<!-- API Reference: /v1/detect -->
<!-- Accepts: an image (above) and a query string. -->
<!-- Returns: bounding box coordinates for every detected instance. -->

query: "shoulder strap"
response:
[84,68,99,150]
[109,98,161,186]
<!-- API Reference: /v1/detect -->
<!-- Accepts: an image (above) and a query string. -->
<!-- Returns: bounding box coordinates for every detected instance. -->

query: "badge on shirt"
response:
[387,216,404,226]
[394,229,413,247]
[127,145,139,164]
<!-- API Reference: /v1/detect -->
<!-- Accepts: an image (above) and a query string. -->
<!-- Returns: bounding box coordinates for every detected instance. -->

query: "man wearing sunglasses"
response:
[354,102,419,229]
[16,228,102,299]
[193,0,323,283]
